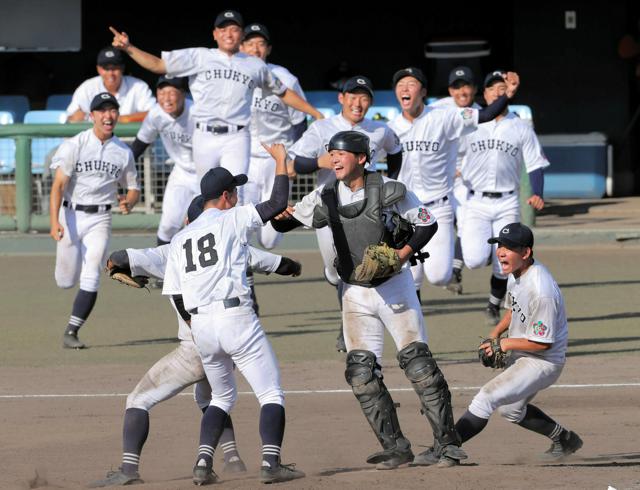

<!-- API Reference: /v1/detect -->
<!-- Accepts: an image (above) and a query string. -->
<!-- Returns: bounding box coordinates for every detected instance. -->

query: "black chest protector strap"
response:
[321,185,355,279]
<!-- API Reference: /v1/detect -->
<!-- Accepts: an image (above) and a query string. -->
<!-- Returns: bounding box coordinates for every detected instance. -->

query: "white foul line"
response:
[0,382,638,400]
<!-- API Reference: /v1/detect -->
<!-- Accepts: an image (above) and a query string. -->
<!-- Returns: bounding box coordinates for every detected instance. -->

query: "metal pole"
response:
[519,165,535,227]
[14,136,32,233]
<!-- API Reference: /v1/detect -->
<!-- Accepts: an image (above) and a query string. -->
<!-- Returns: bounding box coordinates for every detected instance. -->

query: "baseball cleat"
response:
[444,270,463,295]
[63,331,86,349]
[260,462,305,484]
[150,278,164,289]
[375,448,414,470]
[87,468,143,487]
[223,456,247,474]
[410,447,439,466]
[411,445,467,468]
[192,462,217,485]
[484,304,501,326]
[544,430,583,459]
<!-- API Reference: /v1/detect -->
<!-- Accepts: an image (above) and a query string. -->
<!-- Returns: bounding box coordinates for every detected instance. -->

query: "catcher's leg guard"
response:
[397,342,462,453]
[345,350,412,464]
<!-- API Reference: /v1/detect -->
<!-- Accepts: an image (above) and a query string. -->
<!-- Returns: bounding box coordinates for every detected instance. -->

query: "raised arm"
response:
[110,27,167,74]
[279,88,324,121]
[254,143,290,222]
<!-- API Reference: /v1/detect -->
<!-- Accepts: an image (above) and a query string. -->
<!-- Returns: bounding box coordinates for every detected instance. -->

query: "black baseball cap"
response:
[187,195,205,223]
[90,92,120,111]
[341,76,374,98]
[244,23,270,43]
[392,67,427,87]
[97,47,125,67]
[488,222,534,249]
[484,69,507,88]
[200,167,248,201]
[156,76,188,91]
[448,66,475,86]
[214,10,243,28]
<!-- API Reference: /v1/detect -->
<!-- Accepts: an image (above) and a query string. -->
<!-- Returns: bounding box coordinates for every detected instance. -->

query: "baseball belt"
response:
[469,190,515,198]
[188,297,241,315]
[196,122,245,135]
[63,200,112,213]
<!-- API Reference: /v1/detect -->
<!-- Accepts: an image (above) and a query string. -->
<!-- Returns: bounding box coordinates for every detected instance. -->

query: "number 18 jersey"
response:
[162,204,263,311]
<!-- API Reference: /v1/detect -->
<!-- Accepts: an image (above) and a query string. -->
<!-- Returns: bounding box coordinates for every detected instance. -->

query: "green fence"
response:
[0,123,534,234]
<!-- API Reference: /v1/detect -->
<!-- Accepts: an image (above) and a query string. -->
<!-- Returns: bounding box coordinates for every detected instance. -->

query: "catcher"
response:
[272,130,467,469]
[439,223,582,465]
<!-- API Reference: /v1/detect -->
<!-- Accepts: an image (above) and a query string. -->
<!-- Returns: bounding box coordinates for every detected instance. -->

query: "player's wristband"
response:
[293,156,319,174]
[256,175,289,223]
[528,168,544,197]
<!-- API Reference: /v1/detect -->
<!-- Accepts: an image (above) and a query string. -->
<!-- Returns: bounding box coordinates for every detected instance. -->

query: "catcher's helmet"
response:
[327,131,371,162]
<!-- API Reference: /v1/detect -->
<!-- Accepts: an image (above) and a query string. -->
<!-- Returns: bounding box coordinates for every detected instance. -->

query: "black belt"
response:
[196,122,245,135]
[469,190,515,198]
[188,297,241,315]
[63,201,112,213]
[425,195,448,207]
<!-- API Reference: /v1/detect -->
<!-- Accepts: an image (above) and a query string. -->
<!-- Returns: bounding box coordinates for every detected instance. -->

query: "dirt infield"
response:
[1,243,640,489]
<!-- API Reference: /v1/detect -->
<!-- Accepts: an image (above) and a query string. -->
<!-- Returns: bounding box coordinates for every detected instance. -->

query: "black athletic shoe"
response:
[484,304,501,326]
[335,329,347,353]
[260,462,305,484]
[545,430,583,459]
[63,331,86,349]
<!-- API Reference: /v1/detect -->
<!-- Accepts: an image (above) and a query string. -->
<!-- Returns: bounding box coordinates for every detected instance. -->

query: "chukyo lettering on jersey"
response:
[253,96,283,113]
[165,130,191,144]
[75,160,122,178]
[469,139,520,157]
[401,140,441,153]
[508,291,527,323]
[201,69,255,88]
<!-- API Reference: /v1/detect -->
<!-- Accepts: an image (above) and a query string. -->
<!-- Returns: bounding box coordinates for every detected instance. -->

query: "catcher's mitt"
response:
[354,243,401,282]
[478,337,508,369]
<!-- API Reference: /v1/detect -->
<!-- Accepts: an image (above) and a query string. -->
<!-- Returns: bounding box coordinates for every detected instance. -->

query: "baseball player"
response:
[460,70,548,325]
[387,67,520,303]
[240,22,307,250]
[162,144,305,484]
[50,93,139,349]
[428,66,481,295]
[67,47,155,123]
[90,196,302,487]
[130,76,198,251]
[109,10,323,201]
[445,223,583,463]
[288,75,403,351]
[272,131,467,469]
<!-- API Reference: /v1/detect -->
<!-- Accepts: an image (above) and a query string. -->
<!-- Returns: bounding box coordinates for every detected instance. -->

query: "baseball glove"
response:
[354,243,401,282]
[109,267,149,289]
[478,337,508,369]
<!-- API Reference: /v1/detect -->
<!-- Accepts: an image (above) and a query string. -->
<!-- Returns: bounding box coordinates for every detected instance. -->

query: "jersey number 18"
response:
[183,233,218,272]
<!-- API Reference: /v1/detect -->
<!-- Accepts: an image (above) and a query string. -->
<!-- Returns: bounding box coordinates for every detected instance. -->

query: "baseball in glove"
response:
[478,337,508,369]
[105,250,149,289]
[354,242,401,282]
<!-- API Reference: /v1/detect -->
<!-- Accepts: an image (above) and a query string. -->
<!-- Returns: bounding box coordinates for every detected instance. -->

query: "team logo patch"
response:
[105,50,115,58]
[418,207,431,222]
[461,108,473,120]
[224,11,234,18]
[502,227,510,234]
[455,69,464,76]
[101,93,111,99]
[532,321,548,336]
[250,24,260,31]
[357,78,366,85]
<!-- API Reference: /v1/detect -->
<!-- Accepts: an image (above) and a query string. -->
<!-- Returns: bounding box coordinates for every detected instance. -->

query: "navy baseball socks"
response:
[517,404,583,458]
[193,405,227,485]
[259,403,305,483]
[62,289,97,349]
[485,275,508,325]
[446,237,464,295]
[218,415,247,473]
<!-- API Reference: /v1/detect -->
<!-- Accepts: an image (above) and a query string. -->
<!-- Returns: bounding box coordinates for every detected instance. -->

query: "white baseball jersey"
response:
[250,63,306,155]
[388,106,479,203]
[51,128,139,205]
[162,205,264,311]
[136,99,195,174]
[288,114,402,186]
[129,243,281,340]
[461,112,550,193]
[162,48,286,125]
[66,75,155,118]
[505,261,568,364]
[427,97,482,171]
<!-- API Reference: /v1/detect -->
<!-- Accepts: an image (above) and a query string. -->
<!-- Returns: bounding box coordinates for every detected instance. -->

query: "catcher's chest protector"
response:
[317,172,404,287]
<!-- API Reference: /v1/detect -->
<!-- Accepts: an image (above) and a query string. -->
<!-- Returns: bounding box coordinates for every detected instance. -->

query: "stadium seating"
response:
[0,111,16,174]
[46,94,73,111]
[24,110,66,174]
[0,95,30,123]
